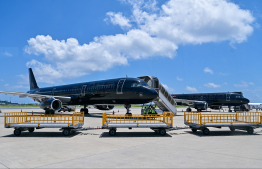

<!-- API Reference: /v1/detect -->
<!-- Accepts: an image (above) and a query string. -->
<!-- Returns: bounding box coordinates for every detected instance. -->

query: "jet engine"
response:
[193,102,208,111]
[94,105,114,110]
[40,98,62,111]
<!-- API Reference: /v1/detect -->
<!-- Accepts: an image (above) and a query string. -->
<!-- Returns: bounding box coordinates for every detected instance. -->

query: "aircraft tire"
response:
[14,129,21,136]
[159,129,166,136]
[109,129,116,136]
[80,108,89,114]
[45,109,50,114]
[202,128,210,135]
[28,128,35,133]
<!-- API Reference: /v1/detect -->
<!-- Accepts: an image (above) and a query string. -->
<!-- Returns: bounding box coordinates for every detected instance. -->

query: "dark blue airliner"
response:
[172,92,250,112]
[0,68,158,114]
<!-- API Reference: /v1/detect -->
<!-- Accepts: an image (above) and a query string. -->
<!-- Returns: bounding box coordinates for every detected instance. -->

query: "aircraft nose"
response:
[240,98,249,104]
[244,98,250,104]
[147,88,158,99]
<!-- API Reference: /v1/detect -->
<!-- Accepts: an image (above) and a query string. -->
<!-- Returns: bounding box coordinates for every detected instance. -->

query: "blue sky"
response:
[0,0,262,104]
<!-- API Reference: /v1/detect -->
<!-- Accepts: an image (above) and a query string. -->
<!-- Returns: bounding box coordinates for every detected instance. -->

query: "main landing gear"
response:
[228,106,232,112]
[45,109,55,114]
[80,105,89,114]
[125,104,131,115]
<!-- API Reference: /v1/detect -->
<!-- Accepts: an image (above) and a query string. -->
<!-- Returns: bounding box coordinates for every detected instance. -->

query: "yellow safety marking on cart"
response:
[184,112,262,125]
[102,112,173,126]
[4,112,84,127]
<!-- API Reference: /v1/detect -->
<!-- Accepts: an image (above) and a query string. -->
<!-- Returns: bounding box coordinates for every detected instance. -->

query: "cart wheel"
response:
[109,129,116,136]
[191,128,197,132]
[14,129,21,136]
[229,127,235,132]
[28,128,35,133]
[247,127,254,134]
[202,128,210,135]
[63,129,71,136]
[159,129,166,136]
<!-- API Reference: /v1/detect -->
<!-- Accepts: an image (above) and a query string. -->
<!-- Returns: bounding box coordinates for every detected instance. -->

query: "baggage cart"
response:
[5,112,84,136]
[184,112,262,135]
[102,112,173,136]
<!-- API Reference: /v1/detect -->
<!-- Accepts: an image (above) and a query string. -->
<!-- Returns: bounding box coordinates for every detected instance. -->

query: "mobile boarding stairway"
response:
[138,76,177,114]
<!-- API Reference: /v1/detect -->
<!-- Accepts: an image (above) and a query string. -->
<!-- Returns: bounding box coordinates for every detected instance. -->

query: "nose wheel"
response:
[80,105,89,114]
[125,104,131,115]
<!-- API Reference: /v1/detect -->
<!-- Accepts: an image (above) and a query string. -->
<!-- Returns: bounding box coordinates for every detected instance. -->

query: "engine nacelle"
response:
[94,105,114,110]
[40,98,62,111]
[193,102,208,111]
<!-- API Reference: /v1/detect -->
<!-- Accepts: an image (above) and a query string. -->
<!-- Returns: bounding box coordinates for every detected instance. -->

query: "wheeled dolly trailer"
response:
[102,112,173,136]
[184,112,262,135]
[5,112,84,136]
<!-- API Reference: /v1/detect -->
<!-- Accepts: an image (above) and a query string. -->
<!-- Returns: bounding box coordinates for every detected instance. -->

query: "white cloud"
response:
[106,12,132,29]
[25,0,255,83]
[204,82,220,88]
[186,86,198,92]
[234,81,254,88]
[4,52,13,57]
[25,33,177,81]
[134,0,254,44]
[26,60,64,84]
[162,83,174,92]
[177,77,183,81]
[218,72,229,76]
[204,67,214,74]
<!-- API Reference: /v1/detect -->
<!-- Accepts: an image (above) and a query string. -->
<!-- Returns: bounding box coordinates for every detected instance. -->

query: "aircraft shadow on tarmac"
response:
[2,131,81,138]
[84,113,103,118]
[185,130,261,137]
[99,132,172,138]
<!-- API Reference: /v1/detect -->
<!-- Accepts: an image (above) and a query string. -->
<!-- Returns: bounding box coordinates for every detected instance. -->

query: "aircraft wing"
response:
[0,91,71,103]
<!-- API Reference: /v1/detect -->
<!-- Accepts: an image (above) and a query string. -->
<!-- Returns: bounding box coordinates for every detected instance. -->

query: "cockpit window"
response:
[131,81,148,87]
[131,83,141,87]
[140,81,148,86]
[235,95,243,98]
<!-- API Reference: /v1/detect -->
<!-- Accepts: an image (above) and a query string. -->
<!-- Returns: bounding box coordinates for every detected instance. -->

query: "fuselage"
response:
[28,78,158,105]
[172,92,249,107]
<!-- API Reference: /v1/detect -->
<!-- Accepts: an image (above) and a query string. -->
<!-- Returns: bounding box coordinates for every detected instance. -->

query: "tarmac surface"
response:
[0,107,262,168]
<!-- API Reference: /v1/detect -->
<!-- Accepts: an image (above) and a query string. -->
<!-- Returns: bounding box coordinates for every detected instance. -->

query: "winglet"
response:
[29,68,39,90]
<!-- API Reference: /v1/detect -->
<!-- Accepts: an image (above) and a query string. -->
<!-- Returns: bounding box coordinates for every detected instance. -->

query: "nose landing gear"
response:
[80,105,89,114]
[125,104,131,115]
